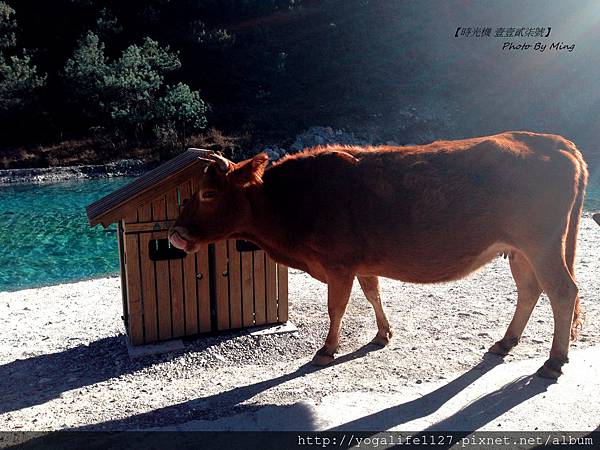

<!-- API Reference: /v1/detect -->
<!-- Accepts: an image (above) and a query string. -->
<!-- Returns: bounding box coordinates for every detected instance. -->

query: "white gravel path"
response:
[1,216,598,431]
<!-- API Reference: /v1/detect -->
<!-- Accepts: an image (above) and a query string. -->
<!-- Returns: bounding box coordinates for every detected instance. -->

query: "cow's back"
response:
[262,132,586,282]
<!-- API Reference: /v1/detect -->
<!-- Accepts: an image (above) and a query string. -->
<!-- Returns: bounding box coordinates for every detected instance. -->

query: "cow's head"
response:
[168,151,269,253]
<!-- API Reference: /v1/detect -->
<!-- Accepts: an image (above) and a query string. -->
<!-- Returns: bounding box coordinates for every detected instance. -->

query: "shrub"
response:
[63,33,207,144]
[155,82,208,138]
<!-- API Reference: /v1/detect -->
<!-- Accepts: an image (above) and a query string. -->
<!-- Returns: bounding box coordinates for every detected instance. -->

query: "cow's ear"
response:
[230,152,269,187]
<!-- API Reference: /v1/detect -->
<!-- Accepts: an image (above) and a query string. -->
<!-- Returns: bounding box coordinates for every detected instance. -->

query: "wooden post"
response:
[124,233,144,345]
[117,221,129,330]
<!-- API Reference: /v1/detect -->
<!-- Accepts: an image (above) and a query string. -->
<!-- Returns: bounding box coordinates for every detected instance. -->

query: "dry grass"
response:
[0,129,252,170]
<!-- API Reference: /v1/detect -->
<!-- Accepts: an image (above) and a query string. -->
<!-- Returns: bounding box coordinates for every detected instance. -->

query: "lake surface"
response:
[0,178,133,292]
[0,173,599,292]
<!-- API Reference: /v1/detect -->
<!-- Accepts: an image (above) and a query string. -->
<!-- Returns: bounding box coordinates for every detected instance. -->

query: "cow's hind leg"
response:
[357,275,393,346]
[528,245,579,379]
[312,272,354,366]
[490,251,542,356]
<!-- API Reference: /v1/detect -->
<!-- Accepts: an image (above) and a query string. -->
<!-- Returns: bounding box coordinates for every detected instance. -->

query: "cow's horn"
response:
[189,148,231,171]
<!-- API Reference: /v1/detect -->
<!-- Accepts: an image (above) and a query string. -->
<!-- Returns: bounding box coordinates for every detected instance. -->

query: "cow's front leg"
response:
[312,272,354,366]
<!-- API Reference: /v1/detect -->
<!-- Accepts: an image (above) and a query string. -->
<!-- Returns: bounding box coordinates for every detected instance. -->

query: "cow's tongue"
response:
[169,232,188,250]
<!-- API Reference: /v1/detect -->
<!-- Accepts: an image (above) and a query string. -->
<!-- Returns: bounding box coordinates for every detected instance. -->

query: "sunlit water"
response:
[0,174,599,292]
[0,178,133,292]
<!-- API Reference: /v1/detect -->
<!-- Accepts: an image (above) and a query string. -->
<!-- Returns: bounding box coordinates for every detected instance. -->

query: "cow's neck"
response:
[237,185,310,273]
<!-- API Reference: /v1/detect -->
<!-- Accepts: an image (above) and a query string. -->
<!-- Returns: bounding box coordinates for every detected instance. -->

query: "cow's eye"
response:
[201,190,217,200]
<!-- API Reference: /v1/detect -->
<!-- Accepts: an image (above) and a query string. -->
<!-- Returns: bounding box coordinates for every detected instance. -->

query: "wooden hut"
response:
[86,149,288,346]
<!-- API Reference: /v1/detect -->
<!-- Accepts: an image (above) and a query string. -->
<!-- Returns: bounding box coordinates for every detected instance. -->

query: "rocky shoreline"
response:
[0,127,388,184]
[0,159,156,184]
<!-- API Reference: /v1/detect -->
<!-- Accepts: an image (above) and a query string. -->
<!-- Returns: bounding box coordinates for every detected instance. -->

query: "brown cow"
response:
[169,131,588,379]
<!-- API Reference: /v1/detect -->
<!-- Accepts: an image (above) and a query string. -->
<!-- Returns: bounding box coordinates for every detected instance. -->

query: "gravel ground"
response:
[0,216,598,431]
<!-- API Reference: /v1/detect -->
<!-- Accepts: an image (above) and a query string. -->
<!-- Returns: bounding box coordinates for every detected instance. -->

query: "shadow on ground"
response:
[71,342,383,430]
[4,348,562,449]
[329,353,553,433]
[75,350,551,432]
[0,333,225,415]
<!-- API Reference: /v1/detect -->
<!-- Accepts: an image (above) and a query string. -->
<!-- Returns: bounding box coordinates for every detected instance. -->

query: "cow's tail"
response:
[565,146,588,340]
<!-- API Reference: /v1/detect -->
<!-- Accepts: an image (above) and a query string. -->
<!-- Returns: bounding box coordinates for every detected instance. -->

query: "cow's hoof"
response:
[312,354,334,366]
[489,337,518,356]
[371,331,392,347]
[311,347,335,366]
[311,353,334,366]
[536,357,567,380]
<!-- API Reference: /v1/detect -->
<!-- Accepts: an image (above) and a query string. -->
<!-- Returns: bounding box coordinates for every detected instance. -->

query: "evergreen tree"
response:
[0,2,45,114]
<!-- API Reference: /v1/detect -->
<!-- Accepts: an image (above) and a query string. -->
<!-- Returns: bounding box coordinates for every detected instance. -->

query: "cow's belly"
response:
[358,241,512,284]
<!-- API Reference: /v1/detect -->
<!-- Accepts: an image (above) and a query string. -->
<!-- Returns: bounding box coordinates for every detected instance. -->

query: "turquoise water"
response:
[0,174,598,292]
[0,178,133,292]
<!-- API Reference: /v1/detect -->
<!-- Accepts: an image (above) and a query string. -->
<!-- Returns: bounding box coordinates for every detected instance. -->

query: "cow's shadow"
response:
[3,346,560,449]
[73,350,523,432]
[327,352,552,432]
[2,337,554,438]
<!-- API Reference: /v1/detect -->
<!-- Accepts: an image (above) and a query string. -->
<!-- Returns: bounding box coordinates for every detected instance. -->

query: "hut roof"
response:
[86,149,209,227]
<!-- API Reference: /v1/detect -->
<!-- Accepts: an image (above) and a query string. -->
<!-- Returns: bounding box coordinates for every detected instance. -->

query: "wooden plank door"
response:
[265,256,278,323]
[214,240,230,330]
[177,181,199,336]
[227,240,243,329]
[253,250,267,326]
[152,195,172,340]
[277,263,289,322]
[136,203,158,343]
[196,245,211,333]
[166,188,185,338]
[241,251,255,327]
